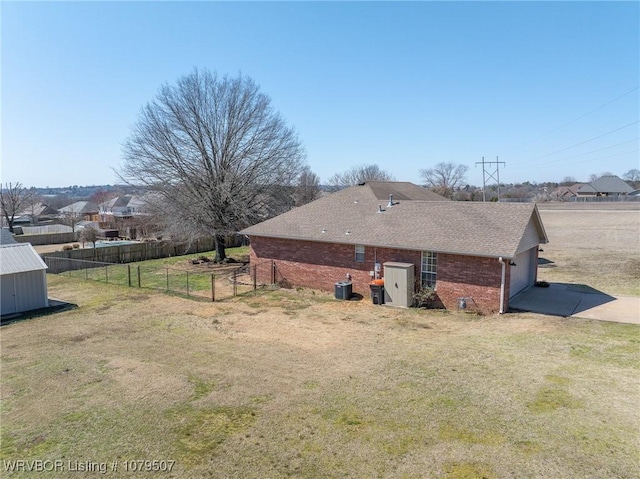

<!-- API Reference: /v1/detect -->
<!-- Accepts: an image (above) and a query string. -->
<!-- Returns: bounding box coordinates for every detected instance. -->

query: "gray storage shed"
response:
[383,262,415,308]
[0,243,49,315]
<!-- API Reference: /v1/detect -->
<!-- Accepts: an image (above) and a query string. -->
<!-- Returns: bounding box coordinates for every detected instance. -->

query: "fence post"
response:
[271,260,275,284]
[85,266,88,280]
[166,268,169,291]
[253,265,257,292]
[186,271,190,296]
[233,270,237,296]
[137,265,141,288]
[128,265,131,287]
[105,265,109,284]
[211,274,215,302]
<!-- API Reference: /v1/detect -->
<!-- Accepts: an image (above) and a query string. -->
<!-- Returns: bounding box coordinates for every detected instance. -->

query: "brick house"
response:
[241,182,548,313]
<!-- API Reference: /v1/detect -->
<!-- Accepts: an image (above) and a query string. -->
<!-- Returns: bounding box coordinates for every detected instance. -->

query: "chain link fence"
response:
[44,257,278,301]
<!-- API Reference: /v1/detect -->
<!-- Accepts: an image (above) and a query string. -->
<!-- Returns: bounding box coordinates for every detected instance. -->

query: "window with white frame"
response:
[355,245,365,262]
[421,251,437,288]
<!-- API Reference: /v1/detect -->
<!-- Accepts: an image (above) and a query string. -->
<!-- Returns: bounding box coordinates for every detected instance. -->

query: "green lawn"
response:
[55,246,250,297]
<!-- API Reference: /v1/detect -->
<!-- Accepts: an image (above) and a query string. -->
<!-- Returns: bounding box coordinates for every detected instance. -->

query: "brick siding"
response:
[250,236,514,314]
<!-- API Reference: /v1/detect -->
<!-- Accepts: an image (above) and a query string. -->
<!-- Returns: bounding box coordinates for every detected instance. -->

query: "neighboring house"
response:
[100,195,135,219]
[58,201,100,221]
[551,183,584,201]
[241,181,548,314]
[16,202,59,225]
[0,242,49,315]
[99,195,149,219]
[98,195,150,238]
[576,175,634,198]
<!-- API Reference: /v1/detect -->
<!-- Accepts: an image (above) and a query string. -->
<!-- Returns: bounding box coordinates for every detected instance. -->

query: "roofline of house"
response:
[243,233,520,260]
[531,205,549,244]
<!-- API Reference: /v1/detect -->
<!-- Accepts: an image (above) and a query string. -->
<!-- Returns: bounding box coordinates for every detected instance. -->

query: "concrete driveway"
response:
[510,283,640,324]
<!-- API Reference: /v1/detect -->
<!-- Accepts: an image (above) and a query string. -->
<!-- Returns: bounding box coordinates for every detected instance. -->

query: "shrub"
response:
[72,243,80,249]
[412,287,437,308]
[62,245,73,251]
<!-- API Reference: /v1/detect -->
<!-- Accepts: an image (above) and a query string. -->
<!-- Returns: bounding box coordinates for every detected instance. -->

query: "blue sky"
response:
[2,1,638,188]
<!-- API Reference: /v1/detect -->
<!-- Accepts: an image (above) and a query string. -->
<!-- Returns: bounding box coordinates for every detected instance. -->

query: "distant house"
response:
[241,182,548,314]
[100,195,134,219]
[58,201,100,221]
[576,175,634,198]
[551,184,585,201]
[0,243,49,316]
[16,202,59,225]
[98,195,151,238]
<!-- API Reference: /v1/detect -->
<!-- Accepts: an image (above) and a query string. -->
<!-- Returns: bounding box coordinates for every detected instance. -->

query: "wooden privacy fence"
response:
[15,232,77,245]
[43,257,278,302]
[41,238,221,265]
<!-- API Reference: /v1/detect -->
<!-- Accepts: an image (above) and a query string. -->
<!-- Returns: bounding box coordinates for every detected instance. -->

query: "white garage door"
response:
[509,248,536,298]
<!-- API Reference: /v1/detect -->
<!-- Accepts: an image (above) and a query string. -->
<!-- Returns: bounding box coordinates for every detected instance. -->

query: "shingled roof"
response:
[577,175,633,195]
[241,182,548,259]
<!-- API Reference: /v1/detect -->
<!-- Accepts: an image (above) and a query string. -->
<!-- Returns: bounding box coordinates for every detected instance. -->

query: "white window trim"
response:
[421,251,437,289]
[355,245,365,262]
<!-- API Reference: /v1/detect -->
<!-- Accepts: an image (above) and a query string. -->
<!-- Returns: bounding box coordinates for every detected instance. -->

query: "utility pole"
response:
[475,156,506,202]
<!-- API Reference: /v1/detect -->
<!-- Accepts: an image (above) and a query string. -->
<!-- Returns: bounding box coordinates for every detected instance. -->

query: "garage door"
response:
[509,248,535,298]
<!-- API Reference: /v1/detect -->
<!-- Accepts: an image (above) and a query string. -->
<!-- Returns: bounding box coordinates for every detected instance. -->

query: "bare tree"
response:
[119,69,306,261]
[89,189,118,205]
[419,162,469,199]
[294,166,321,206]
[60,205,82,232]
[623,169,640,189]
[80,225,99,248]
[560,176,577,186]
[327,164,395,191]
[1,182,33,232]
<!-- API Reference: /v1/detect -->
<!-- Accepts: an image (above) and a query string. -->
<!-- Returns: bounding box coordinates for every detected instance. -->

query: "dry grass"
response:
[1,206,639,478]
[537,205,640,296]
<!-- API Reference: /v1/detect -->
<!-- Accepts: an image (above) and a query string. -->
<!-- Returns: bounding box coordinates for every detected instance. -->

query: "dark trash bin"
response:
[335,281,353,300]
[370,284,385,305]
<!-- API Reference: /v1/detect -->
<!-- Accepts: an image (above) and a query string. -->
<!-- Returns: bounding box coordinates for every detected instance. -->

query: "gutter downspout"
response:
[498,257,507,314]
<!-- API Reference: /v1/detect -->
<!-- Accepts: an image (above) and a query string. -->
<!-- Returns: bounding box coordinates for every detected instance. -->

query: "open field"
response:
[1,205,639,478]
[537,204,640,296]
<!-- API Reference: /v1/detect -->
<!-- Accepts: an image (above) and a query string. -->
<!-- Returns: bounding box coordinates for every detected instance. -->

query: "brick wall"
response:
[249,236,420,294]
[437,253,506,314]
[250,236,512,314]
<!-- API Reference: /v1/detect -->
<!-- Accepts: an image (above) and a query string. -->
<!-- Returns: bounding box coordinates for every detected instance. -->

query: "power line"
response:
[533,137,639,168]
[548,149,639,170]
[505,86,640,158]
[520,120,639,163]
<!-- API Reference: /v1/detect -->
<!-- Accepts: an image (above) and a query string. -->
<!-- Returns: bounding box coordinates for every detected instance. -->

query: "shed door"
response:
[509,248,536,298]
[383,263,415,308]
[1,275,17,315]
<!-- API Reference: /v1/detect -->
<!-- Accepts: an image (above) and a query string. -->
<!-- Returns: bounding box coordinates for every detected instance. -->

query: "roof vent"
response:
[345,230,351,235]
[387,194,394,207]
[321,228,327,234]
[377,205,385,213]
